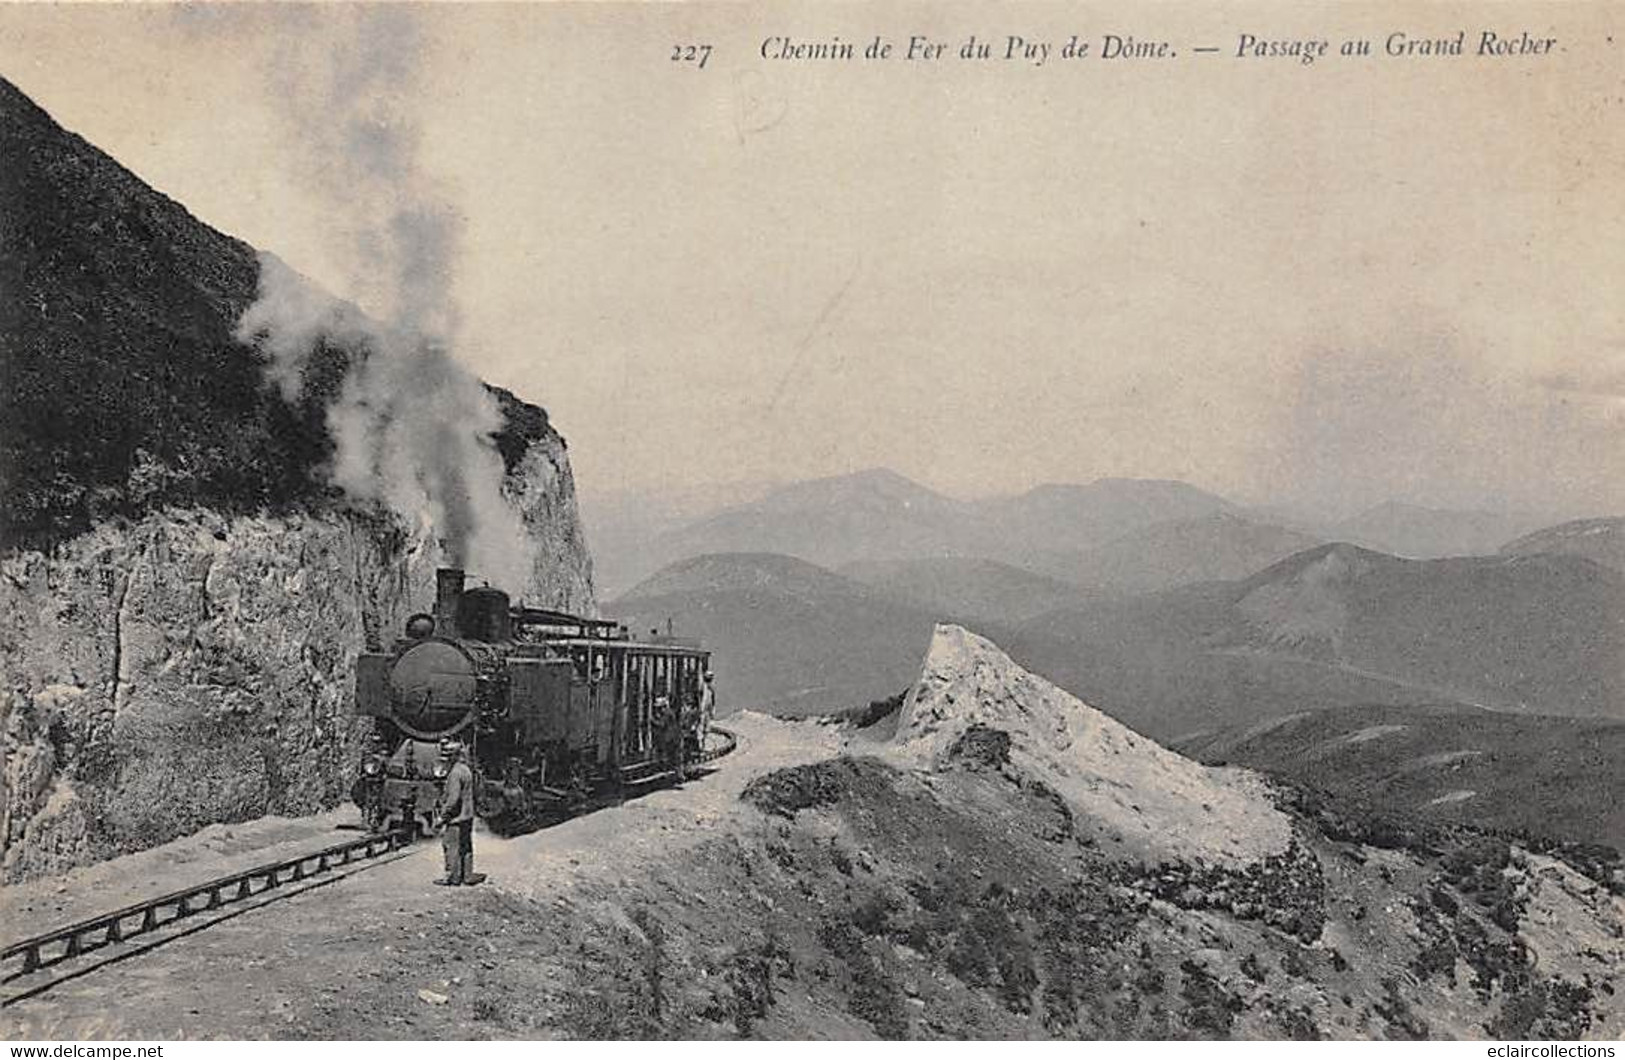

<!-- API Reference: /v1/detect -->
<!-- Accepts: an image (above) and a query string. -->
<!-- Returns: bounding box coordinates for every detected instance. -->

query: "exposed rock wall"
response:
[505,423,596,614]
[1,485,593,882]
[0,75,601,882]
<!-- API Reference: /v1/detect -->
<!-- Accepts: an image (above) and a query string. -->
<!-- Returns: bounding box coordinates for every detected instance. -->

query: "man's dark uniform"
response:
[437,744,476,886]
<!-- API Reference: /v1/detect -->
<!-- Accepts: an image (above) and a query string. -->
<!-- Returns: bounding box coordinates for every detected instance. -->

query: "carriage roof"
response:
[510,607,708,657]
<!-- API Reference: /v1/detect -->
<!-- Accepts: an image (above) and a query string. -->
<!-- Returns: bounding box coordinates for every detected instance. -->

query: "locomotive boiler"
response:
[352,568,713,833]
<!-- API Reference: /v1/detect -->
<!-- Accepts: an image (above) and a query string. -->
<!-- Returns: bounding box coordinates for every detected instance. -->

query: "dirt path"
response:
[0,713,842,1040]
[479,713,845,902]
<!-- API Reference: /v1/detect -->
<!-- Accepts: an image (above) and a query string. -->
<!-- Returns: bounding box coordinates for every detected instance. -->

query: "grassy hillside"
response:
[1502,517,1625,575]
[1005,543,1625,739]
[0,76,328,547]
[0,76,555,550]
[1173,703,1625,851]
[610,538,1625,744]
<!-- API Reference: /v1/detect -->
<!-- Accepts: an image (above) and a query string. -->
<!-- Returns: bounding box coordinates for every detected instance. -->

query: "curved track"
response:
[698,724,739,764]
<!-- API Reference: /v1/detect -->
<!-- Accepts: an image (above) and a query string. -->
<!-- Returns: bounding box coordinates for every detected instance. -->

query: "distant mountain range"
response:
[588,467,1577,597]
[1026,511,1324,594]
[594,466,1622,784]
[970,477,1236,569]
[593,468,1265,594]
[644,469,987,577]
[610,537,1625,738]
[578,479,782,597]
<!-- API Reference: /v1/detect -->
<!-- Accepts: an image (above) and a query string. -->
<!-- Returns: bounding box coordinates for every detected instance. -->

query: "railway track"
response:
[1,726,740,1009]
[0,828,417,1008]
[702,725,739,764]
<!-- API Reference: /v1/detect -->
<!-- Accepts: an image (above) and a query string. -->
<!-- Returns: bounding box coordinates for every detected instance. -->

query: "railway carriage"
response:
[351,567,712,833]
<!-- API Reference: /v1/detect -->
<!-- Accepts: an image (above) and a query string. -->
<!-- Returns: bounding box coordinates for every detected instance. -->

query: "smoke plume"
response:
[231,7,536,593]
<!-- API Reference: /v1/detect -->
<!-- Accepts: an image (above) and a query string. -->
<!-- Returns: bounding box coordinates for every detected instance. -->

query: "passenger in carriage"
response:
[654,693,681,765]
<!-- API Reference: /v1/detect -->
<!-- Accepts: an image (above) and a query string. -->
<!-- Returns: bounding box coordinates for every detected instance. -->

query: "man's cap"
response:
[704,670,714,678]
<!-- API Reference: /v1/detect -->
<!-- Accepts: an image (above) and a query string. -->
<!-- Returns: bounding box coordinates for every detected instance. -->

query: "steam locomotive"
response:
[351,567,714,833]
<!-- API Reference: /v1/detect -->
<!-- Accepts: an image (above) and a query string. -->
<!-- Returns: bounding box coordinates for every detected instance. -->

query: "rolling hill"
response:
[1173,703,1625,851]
[971,478,1235,571]
[614,469,1244,592]
[1028,511,1323,594]
[611,539,1625,747]
[578,479,781,597]
[620,470,992,591]
[1501,516,1625,575]
[1007,543,1625,740]
[604,552,950,716]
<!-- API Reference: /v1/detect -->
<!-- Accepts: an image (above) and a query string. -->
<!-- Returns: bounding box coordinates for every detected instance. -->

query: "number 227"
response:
[672,43,712,69]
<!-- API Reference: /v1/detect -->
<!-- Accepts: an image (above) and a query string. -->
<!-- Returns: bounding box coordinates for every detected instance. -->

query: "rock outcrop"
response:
[891,624,1290,868]
[713,632,1624,1039]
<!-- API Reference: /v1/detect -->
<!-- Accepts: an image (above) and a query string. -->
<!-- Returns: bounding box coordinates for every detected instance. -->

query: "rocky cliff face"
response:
[1,471,594,883]
[4,511,406,881]
[0,77,597,880]
[493,391,596,611]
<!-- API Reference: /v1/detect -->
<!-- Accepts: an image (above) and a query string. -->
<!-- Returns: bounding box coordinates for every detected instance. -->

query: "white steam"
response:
[234,254,370,401]
[232,7,537,594]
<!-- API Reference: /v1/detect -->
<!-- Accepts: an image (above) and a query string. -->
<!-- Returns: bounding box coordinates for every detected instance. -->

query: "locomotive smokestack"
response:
[435,567,466,636]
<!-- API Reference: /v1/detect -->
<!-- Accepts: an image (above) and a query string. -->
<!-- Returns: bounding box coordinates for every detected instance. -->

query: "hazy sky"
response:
[3,2,1621,517]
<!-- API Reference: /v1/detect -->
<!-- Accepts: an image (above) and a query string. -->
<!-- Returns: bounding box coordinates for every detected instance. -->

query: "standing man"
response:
[698,669,717,739]
[435,738,477,886]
